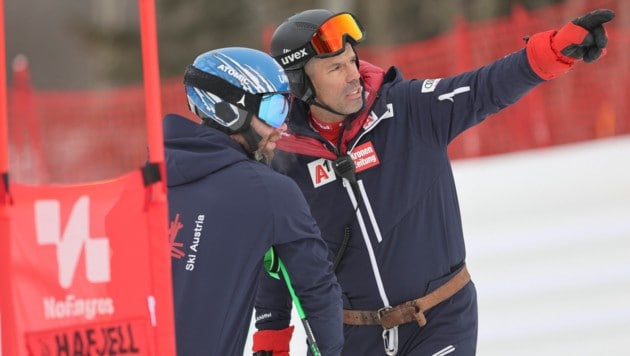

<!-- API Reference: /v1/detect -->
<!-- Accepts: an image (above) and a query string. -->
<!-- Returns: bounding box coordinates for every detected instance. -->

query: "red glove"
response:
[526,9,615,80]
[252,325,294,356]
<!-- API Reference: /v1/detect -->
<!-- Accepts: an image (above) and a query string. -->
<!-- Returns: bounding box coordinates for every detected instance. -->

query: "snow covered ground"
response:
[244,135,630,355]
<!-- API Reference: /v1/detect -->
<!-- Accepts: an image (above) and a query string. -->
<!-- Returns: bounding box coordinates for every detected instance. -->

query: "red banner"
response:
[0,169,174,355]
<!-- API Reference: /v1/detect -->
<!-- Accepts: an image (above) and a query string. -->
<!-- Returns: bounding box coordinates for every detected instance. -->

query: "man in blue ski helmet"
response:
[163,47,343,355]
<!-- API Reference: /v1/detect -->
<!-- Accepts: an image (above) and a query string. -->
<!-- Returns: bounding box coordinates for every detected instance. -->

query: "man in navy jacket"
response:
[253,9,614,356]
[164,47,343,355]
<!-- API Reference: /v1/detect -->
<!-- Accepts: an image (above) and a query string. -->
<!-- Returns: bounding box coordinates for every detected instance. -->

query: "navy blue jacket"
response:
[256,49,543,344]
[164,114,343,355]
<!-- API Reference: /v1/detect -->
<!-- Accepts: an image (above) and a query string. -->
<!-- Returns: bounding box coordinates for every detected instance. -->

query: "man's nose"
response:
[347,62,361,82]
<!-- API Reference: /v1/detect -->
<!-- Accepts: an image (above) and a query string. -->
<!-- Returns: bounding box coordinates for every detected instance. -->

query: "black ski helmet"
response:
[270,9,365,103]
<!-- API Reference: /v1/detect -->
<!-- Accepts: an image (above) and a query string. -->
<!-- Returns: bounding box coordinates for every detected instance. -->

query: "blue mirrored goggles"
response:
[257,93,290,128]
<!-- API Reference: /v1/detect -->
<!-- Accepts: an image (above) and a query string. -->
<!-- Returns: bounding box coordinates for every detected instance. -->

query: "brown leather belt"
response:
[343,265,471,329]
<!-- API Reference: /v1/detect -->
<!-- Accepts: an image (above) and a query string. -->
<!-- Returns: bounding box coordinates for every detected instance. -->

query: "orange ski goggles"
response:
[311,13,365,56]
[275,12,365,67]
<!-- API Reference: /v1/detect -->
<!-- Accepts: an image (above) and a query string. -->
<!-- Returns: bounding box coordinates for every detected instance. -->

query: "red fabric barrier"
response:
[6,0,630,184]
[0,169,174,355]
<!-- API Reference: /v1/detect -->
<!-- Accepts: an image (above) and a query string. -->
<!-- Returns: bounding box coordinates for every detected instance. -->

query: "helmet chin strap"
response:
[209,110,268,164]
[240,126,269,164]
[307,78,366,118]
[309,92,365,118]
[309,99,349,117]
[202,101,269,164]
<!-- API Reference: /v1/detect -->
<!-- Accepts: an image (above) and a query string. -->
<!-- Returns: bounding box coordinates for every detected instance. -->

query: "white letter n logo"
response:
[35,195,111,289]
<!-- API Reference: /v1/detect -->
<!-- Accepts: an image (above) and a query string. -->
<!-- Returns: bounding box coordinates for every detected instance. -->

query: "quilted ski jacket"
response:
[256,49,543,324]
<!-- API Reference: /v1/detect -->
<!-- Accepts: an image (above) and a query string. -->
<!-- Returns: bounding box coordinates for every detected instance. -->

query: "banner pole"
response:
[138,2,175,356]
[138,0,166,194]
[0,1,16,354]
[0,0,8,177]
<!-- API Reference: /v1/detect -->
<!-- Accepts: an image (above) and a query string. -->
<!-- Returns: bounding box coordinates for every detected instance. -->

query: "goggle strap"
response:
[273,44,317,69]
[184,65,261,114]
[273,34,361,68]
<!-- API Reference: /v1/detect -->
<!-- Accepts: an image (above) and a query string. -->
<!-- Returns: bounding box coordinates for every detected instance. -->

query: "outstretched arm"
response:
[405,9,615,146]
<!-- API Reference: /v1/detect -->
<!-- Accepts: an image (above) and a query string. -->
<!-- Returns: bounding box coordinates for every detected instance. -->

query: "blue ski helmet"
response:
[184,47,290,134]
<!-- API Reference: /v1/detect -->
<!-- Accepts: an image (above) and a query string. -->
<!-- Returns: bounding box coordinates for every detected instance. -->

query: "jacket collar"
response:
[277,60,386,157]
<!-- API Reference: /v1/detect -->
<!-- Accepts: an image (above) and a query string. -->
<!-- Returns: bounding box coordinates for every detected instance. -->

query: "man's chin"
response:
[254,149,274,164]
[256,143,275,162]
[347,97,365,115]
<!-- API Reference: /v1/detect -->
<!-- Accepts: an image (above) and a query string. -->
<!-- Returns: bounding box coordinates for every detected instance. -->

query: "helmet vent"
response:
[293,21,319,31]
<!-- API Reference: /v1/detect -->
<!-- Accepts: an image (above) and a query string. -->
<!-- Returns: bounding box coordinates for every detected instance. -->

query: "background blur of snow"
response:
[244,135,630,355]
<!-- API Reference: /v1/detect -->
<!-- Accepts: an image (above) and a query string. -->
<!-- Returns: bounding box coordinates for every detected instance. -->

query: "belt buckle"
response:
[377,306,391,323]
[378,306,398,356]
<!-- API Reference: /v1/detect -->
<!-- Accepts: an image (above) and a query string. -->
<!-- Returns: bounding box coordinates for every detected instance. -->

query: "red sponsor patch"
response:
[350,142,380,173]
